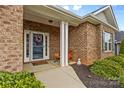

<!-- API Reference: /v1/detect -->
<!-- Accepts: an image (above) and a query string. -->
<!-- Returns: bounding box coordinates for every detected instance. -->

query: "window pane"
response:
[103,32,112,51]
[109,43,112,51]
[104,32,111,43]
[105,42,108,51]
[33,33,43,59]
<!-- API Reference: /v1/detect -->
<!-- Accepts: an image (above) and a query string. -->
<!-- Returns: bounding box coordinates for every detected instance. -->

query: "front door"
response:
[32,32,44,60]
[24,30,49,62]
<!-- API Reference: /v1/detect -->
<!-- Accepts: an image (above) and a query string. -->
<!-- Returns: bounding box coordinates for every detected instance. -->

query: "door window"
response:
[32,33,44,59]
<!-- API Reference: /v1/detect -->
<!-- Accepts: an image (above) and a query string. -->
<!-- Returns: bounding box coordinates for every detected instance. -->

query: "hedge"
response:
[0,71,45,88]
[90,59,124,80]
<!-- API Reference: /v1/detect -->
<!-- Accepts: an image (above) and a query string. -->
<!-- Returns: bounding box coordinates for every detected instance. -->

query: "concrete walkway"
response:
[34,66,86,88]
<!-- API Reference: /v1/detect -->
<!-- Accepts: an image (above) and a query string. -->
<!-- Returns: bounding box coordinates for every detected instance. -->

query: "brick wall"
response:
[69,22,115,65]
[86,23,101,65]
[69,23,88,64]
[23,20,60,59]
[69,22,101,65]
[0,5,23,72]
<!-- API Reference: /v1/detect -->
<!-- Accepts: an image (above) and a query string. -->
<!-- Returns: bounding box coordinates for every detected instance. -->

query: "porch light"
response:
[48,20,53,23]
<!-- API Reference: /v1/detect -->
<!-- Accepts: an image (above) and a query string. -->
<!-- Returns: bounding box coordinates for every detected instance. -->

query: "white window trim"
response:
[24,30,49,63]
[103,31,113,52]
[44,33,50,60]
[24,31,31,62]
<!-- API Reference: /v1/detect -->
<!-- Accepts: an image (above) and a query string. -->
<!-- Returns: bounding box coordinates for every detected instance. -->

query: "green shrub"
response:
[120,39,124,55]
[105,56,124,68]
[119,54,124,58]
[90,59,124,80]
[0,71,45,88]
[119,75,124,87]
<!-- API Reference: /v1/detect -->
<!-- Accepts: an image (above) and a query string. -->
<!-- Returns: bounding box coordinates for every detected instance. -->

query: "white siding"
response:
[95,12,108,23]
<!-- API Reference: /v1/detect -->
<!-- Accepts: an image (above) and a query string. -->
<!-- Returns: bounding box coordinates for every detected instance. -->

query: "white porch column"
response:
[60,21,69,67]
[60,21,65,67]
[64,22,69,66]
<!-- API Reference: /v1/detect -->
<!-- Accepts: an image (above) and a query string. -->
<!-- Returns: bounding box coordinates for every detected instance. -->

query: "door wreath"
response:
[34,34,42,45]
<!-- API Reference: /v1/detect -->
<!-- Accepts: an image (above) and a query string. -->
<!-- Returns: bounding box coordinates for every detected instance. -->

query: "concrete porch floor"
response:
[35,66,86,88]
[23,60,60,73]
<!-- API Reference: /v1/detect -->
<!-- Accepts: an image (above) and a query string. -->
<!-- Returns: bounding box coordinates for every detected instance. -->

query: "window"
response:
[103,31,113,52]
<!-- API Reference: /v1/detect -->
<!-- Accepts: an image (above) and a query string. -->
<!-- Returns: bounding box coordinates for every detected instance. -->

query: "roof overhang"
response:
[80,14,119,31]
[24,5,119,30]
[92,5,119,30]
[24,5,82,26]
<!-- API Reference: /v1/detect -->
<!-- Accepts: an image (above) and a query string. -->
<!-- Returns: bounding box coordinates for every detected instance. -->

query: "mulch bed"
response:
[71,64,121,88]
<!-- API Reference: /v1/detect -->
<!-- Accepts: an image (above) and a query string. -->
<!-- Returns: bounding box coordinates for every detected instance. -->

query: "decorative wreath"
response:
[34,35,42,43]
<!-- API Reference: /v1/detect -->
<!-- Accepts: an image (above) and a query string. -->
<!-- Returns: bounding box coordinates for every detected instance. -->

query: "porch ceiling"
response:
[24,5,81,26]
[24,9,60,27]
